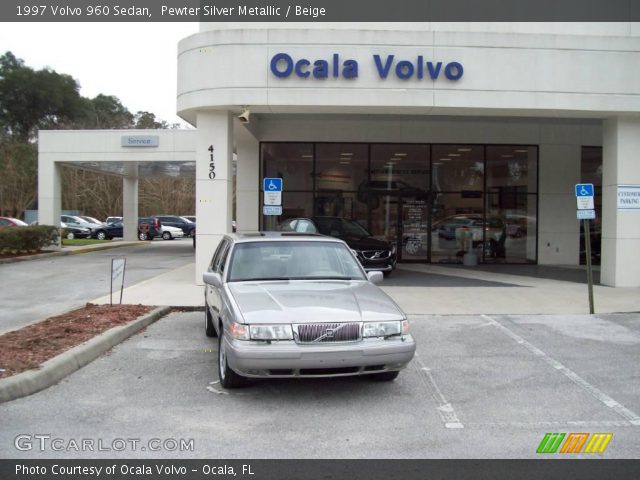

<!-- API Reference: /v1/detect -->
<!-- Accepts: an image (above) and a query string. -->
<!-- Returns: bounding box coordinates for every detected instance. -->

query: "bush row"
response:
[0,225,59,255]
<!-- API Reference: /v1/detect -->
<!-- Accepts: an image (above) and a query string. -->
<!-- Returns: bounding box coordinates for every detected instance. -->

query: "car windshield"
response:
[227,241,366,282]
[179,216,193,223]
[313,218,371,239]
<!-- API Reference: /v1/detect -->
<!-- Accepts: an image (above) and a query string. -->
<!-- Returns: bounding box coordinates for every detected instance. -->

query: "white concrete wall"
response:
[601,118,640,287]
[178,25,640,124]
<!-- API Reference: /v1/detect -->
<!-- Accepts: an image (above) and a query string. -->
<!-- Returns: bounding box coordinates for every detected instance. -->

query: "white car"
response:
[161,225,184,240]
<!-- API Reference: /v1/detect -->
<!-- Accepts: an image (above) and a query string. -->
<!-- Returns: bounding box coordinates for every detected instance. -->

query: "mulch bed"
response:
[0,303,153,379]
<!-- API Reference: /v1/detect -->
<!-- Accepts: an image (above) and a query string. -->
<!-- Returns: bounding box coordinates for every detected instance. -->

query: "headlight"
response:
[249,324,293,341]
[391,244,397,255]
[363,321,402,338]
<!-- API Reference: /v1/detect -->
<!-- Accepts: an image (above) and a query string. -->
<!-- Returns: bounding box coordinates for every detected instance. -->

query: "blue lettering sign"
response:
[270,53,463,81]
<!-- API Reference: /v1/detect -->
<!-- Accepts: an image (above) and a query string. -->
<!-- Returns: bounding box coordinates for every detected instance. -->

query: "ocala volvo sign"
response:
[270,53,463,81]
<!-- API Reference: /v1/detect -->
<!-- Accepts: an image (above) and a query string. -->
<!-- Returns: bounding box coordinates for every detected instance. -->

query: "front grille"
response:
[361,250,390,260]
[294,323,361,344]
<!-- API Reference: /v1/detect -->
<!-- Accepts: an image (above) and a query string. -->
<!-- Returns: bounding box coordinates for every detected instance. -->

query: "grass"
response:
[62,239,112,246]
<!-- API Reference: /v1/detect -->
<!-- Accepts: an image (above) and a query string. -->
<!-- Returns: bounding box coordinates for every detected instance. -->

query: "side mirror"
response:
[203,271,222,288]
[367,271,384,285]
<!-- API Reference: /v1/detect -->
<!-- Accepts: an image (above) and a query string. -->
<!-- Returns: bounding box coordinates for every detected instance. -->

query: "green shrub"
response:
[0,225,59,255]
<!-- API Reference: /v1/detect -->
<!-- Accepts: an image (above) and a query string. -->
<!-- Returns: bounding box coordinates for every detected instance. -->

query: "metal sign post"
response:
[575,184,595,314]
[110,257,127,306]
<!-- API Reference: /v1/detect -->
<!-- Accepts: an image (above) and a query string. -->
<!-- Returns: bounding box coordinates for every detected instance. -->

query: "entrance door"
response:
[399,196,430,261]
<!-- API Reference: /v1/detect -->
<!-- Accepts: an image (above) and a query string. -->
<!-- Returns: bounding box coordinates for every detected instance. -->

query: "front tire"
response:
[205,305,217,337]
[96,230,107,240]
[162,231,172,240]
[369,370,400,382]
[218,328,246,389]
[66,232,75,240]
[138,231,148,241]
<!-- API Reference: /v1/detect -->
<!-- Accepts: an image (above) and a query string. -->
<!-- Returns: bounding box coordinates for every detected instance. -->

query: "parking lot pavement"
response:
[1,311,638,459]
[0,240,194,335]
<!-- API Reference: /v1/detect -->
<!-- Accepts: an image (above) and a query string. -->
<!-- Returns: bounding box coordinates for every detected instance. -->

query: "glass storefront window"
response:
[315,144,368,192]
[262,192,314,231]
[485,193,537,264]
[431,193,484,263]
[432,145,484,193]
[369,144,430,192]
[262,143,314,191]
[260,142,539,264]
[486,146,537,193]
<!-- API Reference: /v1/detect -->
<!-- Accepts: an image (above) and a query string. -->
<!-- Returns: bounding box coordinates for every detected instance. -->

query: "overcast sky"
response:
[0,22,197,127]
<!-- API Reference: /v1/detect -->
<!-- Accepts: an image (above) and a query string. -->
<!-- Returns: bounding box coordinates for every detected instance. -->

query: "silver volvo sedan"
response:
[203,233,416,388]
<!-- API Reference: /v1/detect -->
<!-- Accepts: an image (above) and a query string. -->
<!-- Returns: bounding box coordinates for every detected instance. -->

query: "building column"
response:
[235,121,260,233]
[195,110,234,284]
[122,163,139,241]
[37,154,62,249]
[601,117,640,287]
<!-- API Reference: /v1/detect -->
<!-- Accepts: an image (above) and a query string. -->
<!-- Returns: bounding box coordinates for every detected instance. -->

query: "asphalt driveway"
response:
[0,241,194,334]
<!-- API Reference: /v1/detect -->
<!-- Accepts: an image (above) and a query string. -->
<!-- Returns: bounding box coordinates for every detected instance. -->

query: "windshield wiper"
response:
[303,276,357,281]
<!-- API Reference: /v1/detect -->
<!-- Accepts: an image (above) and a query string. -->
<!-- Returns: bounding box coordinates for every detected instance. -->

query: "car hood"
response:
[340,235,391,251]
[227,281,404,324]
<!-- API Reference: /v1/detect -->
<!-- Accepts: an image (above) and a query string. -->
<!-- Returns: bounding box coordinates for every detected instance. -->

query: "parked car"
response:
[60,221,91,239]
[60,215,109,240]
[203,232,416,388]
[95,221,124,240]
[155,215,195,237]
[0,217,28,228]
[161,225,184,240]
[280,216,396,275]
[105,216,123,225]
[138,217,163,240]
[183,216,196,224]
[79,216,105,226]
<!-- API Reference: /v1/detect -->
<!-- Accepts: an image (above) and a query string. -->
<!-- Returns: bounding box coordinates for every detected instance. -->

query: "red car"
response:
[0,217,28,228]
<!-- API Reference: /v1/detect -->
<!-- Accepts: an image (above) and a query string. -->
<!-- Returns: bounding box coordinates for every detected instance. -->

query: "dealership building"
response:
[38,22,640,286]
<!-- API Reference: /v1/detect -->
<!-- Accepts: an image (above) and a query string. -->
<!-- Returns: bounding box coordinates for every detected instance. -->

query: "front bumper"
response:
[224,335,416,378]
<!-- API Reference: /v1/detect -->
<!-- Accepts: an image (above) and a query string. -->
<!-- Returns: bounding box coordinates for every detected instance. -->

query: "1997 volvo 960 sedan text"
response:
[203,233,416,388]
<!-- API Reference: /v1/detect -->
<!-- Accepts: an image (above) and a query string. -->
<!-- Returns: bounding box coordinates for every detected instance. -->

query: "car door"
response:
[206,238,231,319]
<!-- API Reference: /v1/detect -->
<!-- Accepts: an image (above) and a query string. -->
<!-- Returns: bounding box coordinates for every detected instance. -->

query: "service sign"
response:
[121,135,159,147]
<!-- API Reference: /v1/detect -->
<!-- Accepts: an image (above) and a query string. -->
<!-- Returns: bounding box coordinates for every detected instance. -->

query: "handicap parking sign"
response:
[575,184,594,197]
[263,178,283,192]
[575,183,594,210]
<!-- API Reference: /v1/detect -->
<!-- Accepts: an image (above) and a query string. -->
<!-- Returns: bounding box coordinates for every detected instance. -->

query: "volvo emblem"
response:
[325,328,335,338]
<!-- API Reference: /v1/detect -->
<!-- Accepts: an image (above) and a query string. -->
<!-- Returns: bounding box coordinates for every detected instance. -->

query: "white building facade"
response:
[39,23,640,287]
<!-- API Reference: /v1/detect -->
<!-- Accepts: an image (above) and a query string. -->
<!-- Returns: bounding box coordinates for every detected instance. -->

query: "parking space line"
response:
[412,353,464,429]
[482,314,640,427]
[466,420,634,428]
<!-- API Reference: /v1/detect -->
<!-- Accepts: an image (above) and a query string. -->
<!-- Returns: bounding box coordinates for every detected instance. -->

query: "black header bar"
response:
[1,0,639,22]
[2,459,640,480]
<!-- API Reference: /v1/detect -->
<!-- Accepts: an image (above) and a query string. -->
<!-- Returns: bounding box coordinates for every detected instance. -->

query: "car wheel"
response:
[162,231,172,240]
[66,232,75,240]
[218,327,246,389]
[138,232,148,241]
[96,230,107,240]
[369,370,400,381]
[205,305,217,338]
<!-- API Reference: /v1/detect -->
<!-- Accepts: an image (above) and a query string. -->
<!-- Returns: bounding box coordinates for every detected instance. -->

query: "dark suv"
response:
[155,215,195,237]
[280,216,396,276]
[138,217,163,240]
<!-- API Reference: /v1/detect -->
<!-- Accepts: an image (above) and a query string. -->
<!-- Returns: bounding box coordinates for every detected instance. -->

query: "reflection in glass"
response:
[432,145,484,192]
[262,143,313,190]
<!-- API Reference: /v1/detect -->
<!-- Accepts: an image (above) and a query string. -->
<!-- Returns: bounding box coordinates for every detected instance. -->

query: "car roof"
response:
[226,232,342,244]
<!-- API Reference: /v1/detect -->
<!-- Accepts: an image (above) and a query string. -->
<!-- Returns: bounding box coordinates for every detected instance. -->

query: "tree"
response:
[134,111,168,129]
[0,51,84,141]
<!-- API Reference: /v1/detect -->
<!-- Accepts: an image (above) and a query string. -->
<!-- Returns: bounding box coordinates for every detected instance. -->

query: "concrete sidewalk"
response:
[91,262,640,314]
